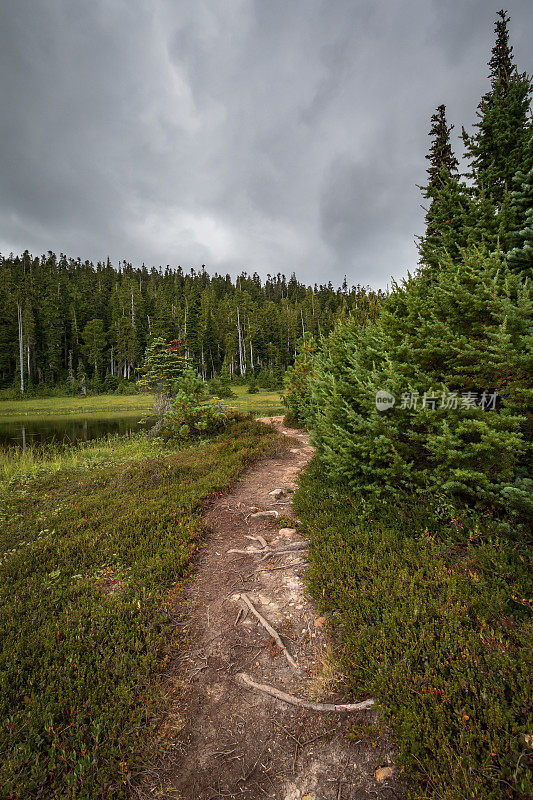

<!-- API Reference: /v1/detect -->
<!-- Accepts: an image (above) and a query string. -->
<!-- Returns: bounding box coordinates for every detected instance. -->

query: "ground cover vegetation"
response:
[294,468,531,800]
[0,419,284,800]
[286,10,532,799]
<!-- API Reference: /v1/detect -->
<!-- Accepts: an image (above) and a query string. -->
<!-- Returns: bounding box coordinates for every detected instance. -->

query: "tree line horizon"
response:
[1,252,384,393]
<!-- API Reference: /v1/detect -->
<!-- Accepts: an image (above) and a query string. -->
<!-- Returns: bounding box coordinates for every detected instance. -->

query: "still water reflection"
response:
[0,415,150,450]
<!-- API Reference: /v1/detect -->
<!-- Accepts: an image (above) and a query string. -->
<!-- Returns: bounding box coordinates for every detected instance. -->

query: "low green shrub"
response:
[158,371,238,440]
[256,367,283,390]
[114,379,138,395]
[208,377,236,398]
[247,376,259,394]
[294,462,532,800]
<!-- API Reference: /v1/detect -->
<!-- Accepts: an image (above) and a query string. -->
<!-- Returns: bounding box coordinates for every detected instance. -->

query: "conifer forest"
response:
[0,253,378,392]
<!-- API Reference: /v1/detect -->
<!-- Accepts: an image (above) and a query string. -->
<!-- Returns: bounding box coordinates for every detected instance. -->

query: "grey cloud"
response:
[0,0,531,288]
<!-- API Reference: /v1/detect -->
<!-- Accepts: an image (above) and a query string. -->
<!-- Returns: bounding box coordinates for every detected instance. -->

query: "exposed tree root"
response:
[236,672,375,712]
[229,541,308,559]
[237,593,300,672]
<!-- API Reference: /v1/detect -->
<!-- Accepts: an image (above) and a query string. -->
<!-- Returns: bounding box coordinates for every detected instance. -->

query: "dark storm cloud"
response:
[0,1,531,288]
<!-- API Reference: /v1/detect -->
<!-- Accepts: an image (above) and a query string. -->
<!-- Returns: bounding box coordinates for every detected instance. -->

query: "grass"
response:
[0,432,160,488]
[294,461,532,800]
[220,385,284,416]
[0,419,285,800]
[0,394,155,422]
[0,387,283,423]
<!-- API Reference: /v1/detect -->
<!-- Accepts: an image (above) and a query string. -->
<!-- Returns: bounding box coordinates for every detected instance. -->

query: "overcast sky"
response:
[0,1,531,289]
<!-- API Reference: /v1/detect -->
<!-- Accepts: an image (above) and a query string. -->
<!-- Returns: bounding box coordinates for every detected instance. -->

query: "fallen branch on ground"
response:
[235,673,375,712]
[237,593,300,672]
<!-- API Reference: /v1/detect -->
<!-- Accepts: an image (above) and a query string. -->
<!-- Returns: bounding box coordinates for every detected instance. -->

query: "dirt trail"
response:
[140,417,403,800]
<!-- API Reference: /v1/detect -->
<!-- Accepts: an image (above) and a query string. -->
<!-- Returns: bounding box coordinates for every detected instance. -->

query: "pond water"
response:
[0,415,150,450]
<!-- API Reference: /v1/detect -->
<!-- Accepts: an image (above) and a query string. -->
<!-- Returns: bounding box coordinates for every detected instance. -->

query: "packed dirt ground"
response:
[138,418,404,800]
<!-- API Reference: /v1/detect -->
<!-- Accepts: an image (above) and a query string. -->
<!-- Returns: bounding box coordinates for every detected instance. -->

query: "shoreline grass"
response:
[0,387,283,423]
[0,431,160,489]
[0,419,285,799]
[0,394,155,420]
[0,388,283,488]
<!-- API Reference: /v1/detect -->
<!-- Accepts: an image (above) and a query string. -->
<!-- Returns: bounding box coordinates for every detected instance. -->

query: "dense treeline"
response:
[286,11,532,799]
[0,253,382,393]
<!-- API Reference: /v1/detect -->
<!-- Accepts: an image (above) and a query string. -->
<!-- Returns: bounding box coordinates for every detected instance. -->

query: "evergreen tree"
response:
[507,134,533,280]
[424,104,459,190]
[418,105,470,269]
[22,300,36,384]
[114,318,137,380]
[41,275,63,384]
[462,10,532,207]
[184,287,202,366]
[307,247,532,522]
[138,337,188,397]
[0,289,16,383]
[81,319,106,377]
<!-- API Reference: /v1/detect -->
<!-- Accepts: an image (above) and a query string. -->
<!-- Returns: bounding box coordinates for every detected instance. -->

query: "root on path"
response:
[236,593,300,672]
[236,672,375,713]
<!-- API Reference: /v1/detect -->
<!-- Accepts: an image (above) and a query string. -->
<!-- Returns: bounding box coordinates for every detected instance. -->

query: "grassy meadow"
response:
[0,394,155,422]
[223,385,284,416]
[0,387,283,423]
[0,418,285,799]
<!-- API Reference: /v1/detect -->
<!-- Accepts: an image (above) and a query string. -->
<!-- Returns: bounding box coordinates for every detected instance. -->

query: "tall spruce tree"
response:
[462,10,532,207]
[81,319,106,377]
[507,134,533,280]
[424,104,459,190]
[418,105,471,268]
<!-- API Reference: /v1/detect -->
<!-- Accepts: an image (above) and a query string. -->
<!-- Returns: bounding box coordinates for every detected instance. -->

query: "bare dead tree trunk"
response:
[17,303,24,394]
[184,300,188,359]
[68,350,74,387]
[237,306,245,376]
